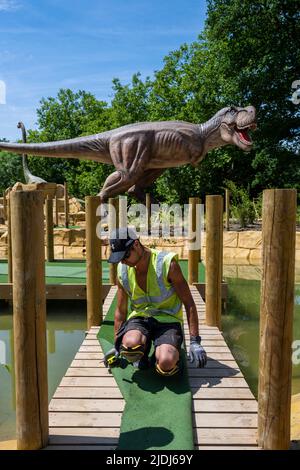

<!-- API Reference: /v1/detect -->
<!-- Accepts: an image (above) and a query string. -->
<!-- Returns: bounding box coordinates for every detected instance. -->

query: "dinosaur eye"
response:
[229,107,236,115]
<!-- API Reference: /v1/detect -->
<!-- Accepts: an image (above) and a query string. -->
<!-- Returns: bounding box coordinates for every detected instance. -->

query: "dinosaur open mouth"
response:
[234,123,257,145]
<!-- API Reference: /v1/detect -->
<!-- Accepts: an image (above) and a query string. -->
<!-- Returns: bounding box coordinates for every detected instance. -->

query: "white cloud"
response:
[0,0,21,12]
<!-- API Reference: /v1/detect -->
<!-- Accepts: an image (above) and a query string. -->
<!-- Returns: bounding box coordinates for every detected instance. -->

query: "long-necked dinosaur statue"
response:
[0,105,256,202]
[17,121,47,184]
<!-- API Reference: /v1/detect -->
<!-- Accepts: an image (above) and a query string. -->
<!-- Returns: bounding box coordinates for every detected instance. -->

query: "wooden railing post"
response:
[188,197,200,284]
[45,196,54,261]
[146,193,151,235]
[119,195,127,229]
[225,189,230,231]
[109,197,119,285]
[258,189,296,450]
[64,181,69,228]
[86,196,102,329]
[205,195,223,328]
[7,190,13,283]
[11,190,48,449]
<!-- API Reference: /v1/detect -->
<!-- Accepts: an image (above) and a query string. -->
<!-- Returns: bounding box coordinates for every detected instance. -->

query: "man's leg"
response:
[155,344,180,373]
[153,321,183,376]
[115,317,151,366]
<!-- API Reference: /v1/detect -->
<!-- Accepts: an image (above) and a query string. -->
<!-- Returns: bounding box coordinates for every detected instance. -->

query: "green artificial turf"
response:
[97,295,194,450]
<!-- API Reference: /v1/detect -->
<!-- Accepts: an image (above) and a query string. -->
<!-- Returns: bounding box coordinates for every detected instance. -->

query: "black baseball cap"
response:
[108,227,139,264]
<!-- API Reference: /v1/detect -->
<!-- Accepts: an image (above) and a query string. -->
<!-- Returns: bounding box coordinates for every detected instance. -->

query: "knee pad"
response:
[155,362,180,377]
[120,343,145,363]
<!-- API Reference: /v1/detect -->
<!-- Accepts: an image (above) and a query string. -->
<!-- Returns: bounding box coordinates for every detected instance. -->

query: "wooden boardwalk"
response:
[46,285,259,450]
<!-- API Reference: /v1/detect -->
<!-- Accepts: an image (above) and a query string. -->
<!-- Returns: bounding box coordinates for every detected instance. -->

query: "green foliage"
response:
[0,151,24,191]
[226,180,256,228]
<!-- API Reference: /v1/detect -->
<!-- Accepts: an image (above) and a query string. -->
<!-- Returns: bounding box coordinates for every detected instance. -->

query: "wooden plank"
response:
[189,376,248,388]
[193,413,257,428]
[53,387,123,399]
[194,428,258,445]
[49,398,124,412]
[49,412,122,427]
[0,283,112,301]
[45,445,117,450]
[191,387,255,400]
[79,345,102,352]
[193,400,257,413]
[188,368,242,378]
[60,377,118,387]
[74,353,104,360]
[49,427,119,442]
[196,446,259,450]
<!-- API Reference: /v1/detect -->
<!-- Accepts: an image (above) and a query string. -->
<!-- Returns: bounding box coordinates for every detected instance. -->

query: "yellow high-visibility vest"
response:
[117,249,183,324]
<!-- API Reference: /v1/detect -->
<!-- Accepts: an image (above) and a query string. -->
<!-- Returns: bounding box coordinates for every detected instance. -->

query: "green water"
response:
[0,301,86,441]
[222,266,300,399]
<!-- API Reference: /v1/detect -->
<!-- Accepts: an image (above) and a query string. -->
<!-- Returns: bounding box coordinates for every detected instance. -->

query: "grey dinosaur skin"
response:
[17,121,47,184]
[0,105,256,201]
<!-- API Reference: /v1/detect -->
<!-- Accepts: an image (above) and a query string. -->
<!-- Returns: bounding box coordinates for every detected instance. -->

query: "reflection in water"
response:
[222,263,300,399]
[0,300,86,442]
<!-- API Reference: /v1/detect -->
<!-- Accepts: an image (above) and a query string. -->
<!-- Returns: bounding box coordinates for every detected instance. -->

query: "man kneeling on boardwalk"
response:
[105,227,207,376]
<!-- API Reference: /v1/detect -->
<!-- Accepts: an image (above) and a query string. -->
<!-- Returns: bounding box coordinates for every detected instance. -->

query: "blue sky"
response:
[0,0,207,141]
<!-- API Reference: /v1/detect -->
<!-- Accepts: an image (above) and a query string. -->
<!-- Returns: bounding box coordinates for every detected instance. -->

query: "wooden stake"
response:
[258,189,296,450]
[188,197,200,284]
[64,181,69,228]
[7,191,13,283]
[119,195,127,229]
[45,196,54,262]
[11,190,48,449]
[225,189,230,231]
[205,195,223,328]
[86,196,102,329]
[146,193,151,235]
[55,195,59,227]
[109,198,119,285]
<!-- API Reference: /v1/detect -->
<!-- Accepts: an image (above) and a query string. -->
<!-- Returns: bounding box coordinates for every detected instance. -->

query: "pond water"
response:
[222,263,300,398]
[0,301,86,442]
[0,262,299,442]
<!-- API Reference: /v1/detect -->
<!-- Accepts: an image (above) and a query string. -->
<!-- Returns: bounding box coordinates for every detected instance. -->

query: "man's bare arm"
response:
[167,260,199,337]
[114,279,128,340]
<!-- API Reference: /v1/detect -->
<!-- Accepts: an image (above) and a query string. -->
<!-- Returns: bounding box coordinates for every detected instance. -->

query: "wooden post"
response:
[205,195,223,328]
[64,181,69,228]
[45,196,54,262]
[146,193,151,235]
[86,196,102,329]
[109,197,119,285]
[7,191,13,283]
[258,189,296,450]
[119,195,127,229]
[3,190,7,221]
[188,197,200,284]
[11,190,48,450]
[225,189,230,231]
[55,195,59,227]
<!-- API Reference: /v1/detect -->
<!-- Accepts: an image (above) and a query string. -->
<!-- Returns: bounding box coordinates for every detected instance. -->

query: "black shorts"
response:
[115,316,183,353]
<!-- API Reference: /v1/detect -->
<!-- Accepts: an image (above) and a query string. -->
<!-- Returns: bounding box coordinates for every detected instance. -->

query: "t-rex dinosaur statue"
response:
[0,105,256,202]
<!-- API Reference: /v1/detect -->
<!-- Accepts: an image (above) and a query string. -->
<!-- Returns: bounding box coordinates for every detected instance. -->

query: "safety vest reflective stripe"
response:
[121,264,131,295]
[145,302,182,317]
[120,251,175,304]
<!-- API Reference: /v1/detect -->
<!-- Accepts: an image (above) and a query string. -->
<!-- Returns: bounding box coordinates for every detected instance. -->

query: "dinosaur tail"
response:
[0,135,111,163]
